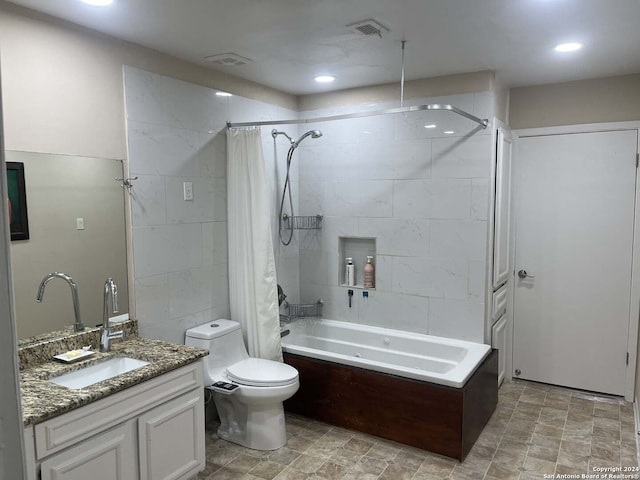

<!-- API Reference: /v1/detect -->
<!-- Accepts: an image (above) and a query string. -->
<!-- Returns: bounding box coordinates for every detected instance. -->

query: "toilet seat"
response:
[226,358,298,387]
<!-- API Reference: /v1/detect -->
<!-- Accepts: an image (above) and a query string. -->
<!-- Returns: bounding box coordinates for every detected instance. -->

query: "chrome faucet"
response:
[36,272,84,332]
[100,277,124,352]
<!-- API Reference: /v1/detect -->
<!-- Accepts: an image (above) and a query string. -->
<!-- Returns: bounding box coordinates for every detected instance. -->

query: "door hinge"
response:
[626,352,629,365]
[636,153,639,168]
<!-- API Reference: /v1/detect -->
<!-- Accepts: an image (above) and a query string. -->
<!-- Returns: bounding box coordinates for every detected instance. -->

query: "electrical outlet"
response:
[183,182,193,201]
[76,218,85,230]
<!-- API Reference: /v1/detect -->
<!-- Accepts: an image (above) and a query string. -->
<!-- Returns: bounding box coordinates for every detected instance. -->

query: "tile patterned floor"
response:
[197,380,639,479]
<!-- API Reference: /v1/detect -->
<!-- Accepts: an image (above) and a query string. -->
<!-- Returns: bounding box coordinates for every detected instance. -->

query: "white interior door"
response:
[513,130,638,396]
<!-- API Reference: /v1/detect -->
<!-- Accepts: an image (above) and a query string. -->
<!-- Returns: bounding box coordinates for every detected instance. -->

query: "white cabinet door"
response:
[491,314,507,386]
[138,391,204,480]
[493,127,513,288]
[40,421,137,480]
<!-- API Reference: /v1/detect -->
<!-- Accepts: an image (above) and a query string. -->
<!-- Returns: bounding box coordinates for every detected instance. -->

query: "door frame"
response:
[485,119,515,388]
[513,121,640,401]
[0,69,26,478]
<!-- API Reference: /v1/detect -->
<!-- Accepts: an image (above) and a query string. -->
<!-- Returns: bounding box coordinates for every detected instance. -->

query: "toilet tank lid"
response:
[185,319,240,340]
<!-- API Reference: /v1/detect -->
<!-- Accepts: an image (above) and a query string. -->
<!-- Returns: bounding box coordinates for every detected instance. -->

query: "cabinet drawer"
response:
[36,361,203,459]
[492,284,508,321]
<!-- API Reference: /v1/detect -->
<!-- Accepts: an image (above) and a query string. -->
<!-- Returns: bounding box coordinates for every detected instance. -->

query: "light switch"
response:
[183,182,193,201]
[76,218,85,230]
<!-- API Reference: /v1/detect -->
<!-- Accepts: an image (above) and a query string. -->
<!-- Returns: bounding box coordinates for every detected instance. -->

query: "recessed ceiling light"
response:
[444,130,455,135]
[424,124,437,129]
[216,91,232,97]
[314,75,336,83]
[554,42,583,52]
[81,0,113,6]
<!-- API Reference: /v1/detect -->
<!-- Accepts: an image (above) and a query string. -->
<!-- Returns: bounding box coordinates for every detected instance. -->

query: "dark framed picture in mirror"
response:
[6,161,29,241]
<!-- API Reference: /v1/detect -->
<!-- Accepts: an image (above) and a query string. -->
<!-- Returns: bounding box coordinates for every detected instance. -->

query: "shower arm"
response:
[228,103,488,129]
[271,129,293,143]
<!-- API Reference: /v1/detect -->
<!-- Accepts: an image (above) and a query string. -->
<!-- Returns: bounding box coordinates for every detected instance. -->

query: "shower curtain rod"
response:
[226,103,489,129]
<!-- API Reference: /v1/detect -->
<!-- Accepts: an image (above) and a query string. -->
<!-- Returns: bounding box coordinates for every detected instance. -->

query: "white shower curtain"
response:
[227,127,282,361]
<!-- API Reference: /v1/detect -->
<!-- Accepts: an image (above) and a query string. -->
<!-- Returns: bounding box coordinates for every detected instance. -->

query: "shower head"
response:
[292,130,322,148]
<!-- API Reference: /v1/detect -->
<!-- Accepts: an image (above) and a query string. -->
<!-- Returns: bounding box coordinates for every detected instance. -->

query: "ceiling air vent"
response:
[204,53,252,66]
[347,19,390,38]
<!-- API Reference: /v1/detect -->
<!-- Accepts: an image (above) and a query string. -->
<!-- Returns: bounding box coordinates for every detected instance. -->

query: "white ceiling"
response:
[6,0,640,95]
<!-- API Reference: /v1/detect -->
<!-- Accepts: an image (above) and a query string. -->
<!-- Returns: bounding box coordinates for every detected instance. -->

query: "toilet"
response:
[185,319,299,450]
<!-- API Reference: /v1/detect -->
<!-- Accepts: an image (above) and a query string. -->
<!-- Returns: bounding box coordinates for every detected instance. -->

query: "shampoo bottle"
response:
[346,258,355,286]
[363,256,375,288]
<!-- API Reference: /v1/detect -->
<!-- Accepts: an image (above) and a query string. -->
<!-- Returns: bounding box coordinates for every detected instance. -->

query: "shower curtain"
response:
[227,127,282,361]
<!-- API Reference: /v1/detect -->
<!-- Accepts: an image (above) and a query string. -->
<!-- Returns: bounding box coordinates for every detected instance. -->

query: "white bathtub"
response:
[281,318,491,388]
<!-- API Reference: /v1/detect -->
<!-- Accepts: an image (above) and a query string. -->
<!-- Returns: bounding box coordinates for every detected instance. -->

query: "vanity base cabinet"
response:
[25,362,205,480]
[139,391,205,480]
[40,420,137,480]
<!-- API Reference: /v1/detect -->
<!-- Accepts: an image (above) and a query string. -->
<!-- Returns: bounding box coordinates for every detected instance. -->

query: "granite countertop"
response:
[20,337,208,426]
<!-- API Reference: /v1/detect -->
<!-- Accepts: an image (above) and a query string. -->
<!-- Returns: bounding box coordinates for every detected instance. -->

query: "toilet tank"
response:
[185,319,249,384]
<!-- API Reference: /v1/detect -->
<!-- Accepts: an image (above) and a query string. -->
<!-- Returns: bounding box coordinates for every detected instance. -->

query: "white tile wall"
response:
[126,65,494,345]
[357,218,430,257]
[373,255,394,292]
[132,224,203,278]
[202,221,228,266]
[130,175,167,227]
[393,179,472,219]
[298,92,494,344]
[125,66,295,342]
[324,180,393,217]
[134,274,169,324]
[360,291,430,334]
[429,220,487,261]
[428,298,484,342]
[127,122,203,177]
[299,250,330,286]
[165,176,216,224]
[431,135,491,179]
[471,178,490,220]
[391,257,468,300]
[123,67,166,125]
[468,261,486,301]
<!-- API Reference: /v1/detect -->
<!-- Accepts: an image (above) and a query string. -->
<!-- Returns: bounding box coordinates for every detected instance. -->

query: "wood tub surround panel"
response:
[283,349,498,461]
[462,349,499,457]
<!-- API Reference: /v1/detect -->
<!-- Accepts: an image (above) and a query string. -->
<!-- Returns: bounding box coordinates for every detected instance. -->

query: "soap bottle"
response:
[363,256,375,288]
[346,258,355,286]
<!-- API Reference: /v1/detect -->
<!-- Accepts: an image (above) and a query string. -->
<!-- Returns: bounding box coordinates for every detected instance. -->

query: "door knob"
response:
[517,269,535,279]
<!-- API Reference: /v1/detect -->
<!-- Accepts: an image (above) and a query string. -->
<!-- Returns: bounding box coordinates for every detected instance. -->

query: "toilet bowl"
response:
[185,319,299,450]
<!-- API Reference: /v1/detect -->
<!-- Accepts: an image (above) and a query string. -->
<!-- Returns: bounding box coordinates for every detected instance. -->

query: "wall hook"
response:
[115,176,138,189]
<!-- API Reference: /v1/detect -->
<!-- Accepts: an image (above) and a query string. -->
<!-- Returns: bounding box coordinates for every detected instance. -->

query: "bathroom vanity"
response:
[19,326,208,480]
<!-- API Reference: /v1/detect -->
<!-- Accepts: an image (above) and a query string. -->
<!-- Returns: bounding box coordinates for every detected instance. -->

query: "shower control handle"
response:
[517,269,535,279]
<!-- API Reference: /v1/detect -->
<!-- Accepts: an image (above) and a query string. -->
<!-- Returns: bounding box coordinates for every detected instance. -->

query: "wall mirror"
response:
[7,150,129,340]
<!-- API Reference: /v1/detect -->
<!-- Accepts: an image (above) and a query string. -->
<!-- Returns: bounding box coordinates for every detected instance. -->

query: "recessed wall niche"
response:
[338,237,376,289]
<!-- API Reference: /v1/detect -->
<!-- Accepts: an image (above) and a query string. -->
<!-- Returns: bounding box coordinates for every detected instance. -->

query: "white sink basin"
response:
[50,357,150,389]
